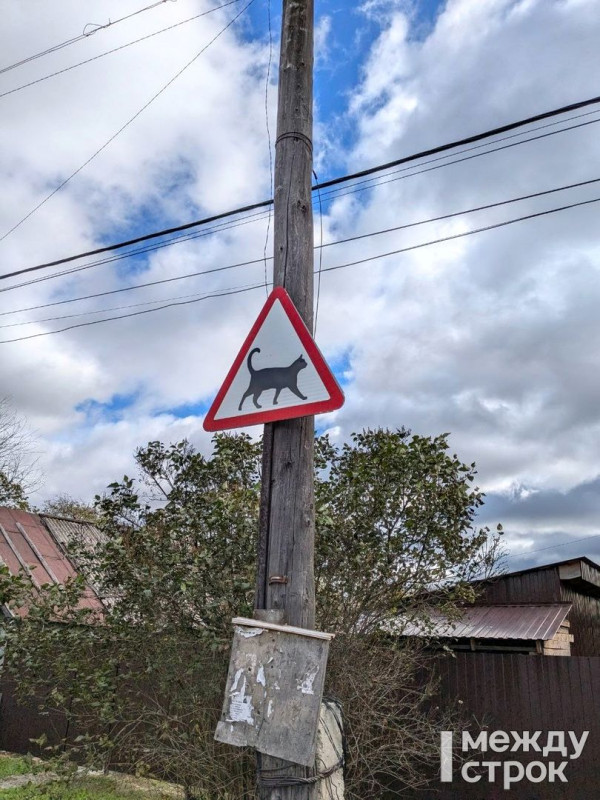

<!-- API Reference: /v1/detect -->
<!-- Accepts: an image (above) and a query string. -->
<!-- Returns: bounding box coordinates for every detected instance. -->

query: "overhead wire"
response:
[0,0,243,101]
[506,533,600,559]
[0,283,267,343]
[0,0,181,77]
[3,111,600,287]
[0,288,247,328]
[1,191,598,343]
[315,195,600,278]
[2,175,598,300]
[0,0,255,244]
[314,94,600,192]
[1,197,274,281]
[317,116,600,204]
[3,94,599,281]
[327,109,599,194]
[313,169,324,335]
[1,254,270,312]
[321,176,600,250]
[1,207,274,293]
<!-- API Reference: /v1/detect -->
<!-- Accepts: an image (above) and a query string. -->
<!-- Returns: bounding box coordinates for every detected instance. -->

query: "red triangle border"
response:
[203,287,344,431]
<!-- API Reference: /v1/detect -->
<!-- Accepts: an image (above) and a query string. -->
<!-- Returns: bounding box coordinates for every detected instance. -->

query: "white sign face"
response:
[203,288,344,431]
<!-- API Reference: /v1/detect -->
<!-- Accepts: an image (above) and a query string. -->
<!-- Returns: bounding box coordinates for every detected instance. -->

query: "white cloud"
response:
[2,0,600,568]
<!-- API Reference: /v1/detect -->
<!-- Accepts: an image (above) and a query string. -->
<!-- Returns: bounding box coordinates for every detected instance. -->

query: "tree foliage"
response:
[3,429,503,799]
[40,494,100,524]
[315,428,499,633]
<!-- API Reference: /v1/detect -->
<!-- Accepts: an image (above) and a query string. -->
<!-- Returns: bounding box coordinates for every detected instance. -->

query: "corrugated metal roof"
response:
[397,603,572,641]
[41,514,106,555]
[0,507,104,614]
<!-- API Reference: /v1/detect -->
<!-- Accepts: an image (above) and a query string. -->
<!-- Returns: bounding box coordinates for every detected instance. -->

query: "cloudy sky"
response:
[1,0,599,570]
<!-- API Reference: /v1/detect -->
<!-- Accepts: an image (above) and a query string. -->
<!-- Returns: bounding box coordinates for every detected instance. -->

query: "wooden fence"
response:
[0,676,70,754]
[2,654,600,798]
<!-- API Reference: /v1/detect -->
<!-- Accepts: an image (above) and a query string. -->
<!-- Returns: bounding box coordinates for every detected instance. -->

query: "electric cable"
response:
[316,196,600,278]
[1,254,269,310]
[314,94,600,192]
[2,175,598,299]
[0,289,238,329]
[318,108,600,201]
[1,192,597,344]
[3,113,599,288]
[0,0,243,101]
[313,169,324,335]
[1,197,274,281]
[3,94,599,280]
[0,283,266,343]
[320,176,600,250]
[0,0,255,245]
[506,533,600,559]
[0,0,181,76]
[1,207,274,293]
[317,116,600,205]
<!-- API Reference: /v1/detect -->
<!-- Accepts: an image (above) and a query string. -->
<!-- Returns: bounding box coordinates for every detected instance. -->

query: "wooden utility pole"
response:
[255,0,315,638]
[255,0,316,796]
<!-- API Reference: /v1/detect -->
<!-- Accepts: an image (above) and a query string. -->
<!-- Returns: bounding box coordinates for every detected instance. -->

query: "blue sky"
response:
[2,0,600,570]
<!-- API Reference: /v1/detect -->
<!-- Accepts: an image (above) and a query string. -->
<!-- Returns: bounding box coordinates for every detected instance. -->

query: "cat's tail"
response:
[247,347,260,373]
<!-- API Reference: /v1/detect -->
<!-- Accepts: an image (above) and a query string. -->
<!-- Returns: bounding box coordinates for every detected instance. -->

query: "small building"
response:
[473,556,600,657]
[398,556,600,659]
[0,506,104,617]
[400,602,574,655]
[401,557,600,800]
[0,506,106,754]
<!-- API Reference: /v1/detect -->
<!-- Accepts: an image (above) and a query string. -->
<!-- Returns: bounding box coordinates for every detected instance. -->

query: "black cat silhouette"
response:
[239,348,308,410]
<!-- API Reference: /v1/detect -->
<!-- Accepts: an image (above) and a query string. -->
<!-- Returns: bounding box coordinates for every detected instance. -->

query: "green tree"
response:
[40,494,100,523]
[315,428,499,634]
[3,429,502,799]
[0,471,29,509]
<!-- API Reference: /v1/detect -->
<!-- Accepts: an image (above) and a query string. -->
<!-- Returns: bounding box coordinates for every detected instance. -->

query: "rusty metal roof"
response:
[0,507,104,614]
[398,603,572,641]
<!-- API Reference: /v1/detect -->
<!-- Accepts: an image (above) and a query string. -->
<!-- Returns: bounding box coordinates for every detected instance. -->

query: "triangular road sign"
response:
[203,287,344,431]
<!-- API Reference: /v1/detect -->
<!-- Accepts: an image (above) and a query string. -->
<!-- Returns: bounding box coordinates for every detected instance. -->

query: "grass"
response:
[0,759,32,780]
[0,753,183,800]
[0,776,181,799]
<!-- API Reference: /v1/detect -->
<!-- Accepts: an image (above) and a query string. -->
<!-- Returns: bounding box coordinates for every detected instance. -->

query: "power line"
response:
[1,254,269,311]
[317,196,600,278]
[3,94,599,280]
[0,0,254,245]
[0,289,242,329]
[1,197,274,281]
[0,0,243,101]
[262,0,274,297]
[0,283,265,344]
[320,177,600,251]
[31,124,600,291]
[3,113,600,290]
[313,170,324,335]
[506,533,600,559]
[318,114,600,204]
[315,94,600,192]
[2,175,598,299]
[1,192,597,344]
[1,208,273,293]
[0,0,181,76]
